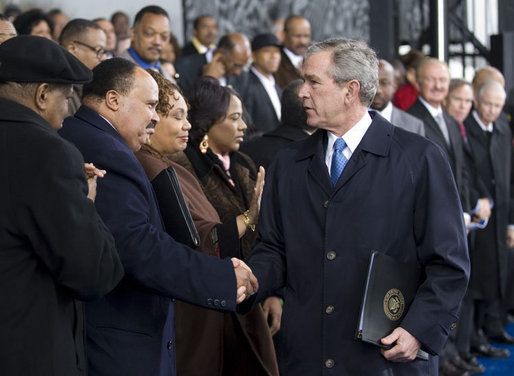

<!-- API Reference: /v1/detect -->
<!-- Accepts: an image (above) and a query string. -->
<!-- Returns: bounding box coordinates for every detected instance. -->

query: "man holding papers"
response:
[244,38,470,375]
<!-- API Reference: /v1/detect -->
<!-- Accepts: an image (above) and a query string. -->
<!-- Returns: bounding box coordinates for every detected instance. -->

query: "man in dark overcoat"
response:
[0,35,124,376]
[245,38,470,375]
[464,80,514,347]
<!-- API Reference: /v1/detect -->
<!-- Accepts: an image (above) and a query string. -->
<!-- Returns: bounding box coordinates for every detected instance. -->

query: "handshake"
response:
[231,258,259,304]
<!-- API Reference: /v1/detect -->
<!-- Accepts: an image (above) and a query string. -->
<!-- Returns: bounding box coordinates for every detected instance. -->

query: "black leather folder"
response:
[356,250,428,360]
[151,166,200,249]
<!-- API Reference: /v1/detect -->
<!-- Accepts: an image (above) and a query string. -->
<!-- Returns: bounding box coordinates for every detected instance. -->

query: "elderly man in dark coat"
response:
[244,38,470,375]
[0,35,124,376]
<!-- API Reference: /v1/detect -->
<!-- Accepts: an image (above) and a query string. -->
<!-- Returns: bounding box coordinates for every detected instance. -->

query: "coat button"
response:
[450,323,457,330]
[214,299,220,306]
[325,359,334,368]
[167,341,173,350]
[327,251,336,260]
[323,200,329,208]
[325,305,335,314]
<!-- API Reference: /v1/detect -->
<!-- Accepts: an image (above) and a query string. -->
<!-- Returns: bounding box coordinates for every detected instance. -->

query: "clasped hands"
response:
[231,258,259,304]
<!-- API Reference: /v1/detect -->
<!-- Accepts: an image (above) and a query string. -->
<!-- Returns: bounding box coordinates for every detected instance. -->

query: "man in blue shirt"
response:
[119,6,173,81]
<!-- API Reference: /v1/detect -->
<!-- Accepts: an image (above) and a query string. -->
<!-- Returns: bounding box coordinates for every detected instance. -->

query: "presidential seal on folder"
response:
[355,250,429,360]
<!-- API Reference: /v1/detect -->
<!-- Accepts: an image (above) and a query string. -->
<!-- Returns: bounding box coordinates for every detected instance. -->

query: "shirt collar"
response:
[379,101,393,122]
[128,47,161,71]
[472,110,494,132]
[251,66,276,85]
[283,47,303,69]
[327,111,373,156]
[418,96,443,118]
[191,37,211,54]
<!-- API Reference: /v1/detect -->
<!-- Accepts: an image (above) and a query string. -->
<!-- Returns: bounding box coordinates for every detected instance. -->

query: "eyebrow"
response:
[303,73,321,82]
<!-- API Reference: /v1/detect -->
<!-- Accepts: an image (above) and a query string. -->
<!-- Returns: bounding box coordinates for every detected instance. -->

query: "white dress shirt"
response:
[325,112,372,173]
[283,47,303,69]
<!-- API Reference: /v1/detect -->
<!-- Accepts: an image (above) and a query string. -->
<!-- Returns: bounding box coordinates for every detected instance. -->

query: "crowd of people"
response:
[0,3,513,376]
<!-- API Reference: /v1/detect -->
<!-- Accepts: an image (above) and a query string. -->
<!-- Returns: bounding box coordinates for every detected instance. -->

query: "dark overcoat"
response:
[247,113,470,375]
[464,114,514,299]
[59,106,238,376]
[0,98,123,376]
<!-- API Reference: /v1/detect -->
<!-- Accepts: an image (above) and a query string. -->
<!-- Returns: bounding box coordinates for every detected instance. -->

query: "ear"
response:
[65,41,77,55]
[129,27,135,42]
[346,80,361,103]
[104,89,121,111]
[34,83,51,111]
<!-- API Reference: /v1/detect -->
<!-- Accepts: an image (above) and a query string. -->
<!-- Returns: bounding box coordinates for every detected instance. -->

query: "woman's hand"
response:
[236,166,265,237]
[248,166,265,224]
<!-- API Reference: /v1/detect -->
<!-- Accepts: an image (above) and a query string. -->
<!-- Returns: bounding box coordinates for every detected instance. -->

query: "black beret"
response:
[0,35,92,84]
[251,33,281,51]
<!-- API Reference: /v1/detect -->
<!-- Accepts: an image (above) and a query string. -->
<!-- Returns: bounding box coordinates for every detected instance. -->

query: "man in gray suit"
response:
[371,59,424,136]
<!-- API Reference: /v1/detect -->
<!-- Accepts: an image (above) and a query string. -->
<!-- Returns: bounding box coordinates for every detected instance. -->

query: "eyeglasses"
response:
[73,40,105,59]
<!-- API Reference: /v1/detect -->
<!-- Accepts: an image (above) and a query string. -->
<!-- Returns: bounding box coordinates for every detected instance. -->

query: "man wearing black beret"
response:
[0,35,124,376]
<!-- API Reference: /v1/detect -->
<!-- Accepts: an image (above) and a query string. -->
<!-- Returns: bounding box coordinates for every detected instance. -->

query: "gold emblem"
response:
[383,288,405,321]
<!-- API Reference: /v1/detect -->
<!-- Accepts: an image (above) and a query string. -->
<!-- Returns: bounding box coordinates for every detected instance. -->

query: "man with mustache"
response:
[273,14,311,89]
[119,5,174,81]
[59,58,258,376]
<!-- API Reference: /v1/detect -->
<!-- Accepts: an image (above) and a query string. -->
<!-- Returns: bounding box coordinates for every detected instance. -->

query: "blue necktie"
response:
[330,138,348,186]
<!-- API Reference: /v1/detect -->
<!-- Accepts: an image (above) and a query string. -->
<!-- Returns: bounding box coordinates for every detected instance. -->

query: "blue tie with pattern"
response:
[330,138,348,186]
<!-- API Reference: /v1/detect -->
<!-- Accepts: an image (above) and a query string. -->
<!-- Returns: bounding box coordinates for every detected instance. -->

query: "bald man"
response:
[175,32,251,93]
[371,59,424,136]
[461,81,514,358]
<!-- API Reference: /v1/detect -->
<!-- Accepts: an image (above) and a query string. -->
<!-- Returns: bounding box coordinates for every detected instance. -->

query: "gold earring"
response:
[199,134,209,154]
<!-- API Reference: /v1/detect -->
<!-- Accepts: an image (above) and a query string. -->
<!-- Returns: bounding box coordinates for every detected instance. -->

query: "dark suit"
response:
[407,99,470,211]
[175,53,207,93]
[239,69,281,136]
[274,48,301,89]
[390,106,425,136]
[240,124,310,169]
[0,98,123,376]
[246,113,470,375]
[59,106,238,376]
[181,41,200,57]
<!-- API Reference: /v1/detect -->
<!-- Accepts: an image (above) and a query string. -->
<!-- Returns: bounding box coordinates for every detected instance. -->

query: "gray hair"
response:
[477,80,506,101]
[305,38,378,106]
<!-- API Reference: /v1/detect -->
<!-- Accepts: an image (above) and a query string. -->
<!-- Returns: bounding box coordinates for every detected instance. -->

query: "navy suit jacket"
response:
[59,106,237,376]
[247,113,470,375]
